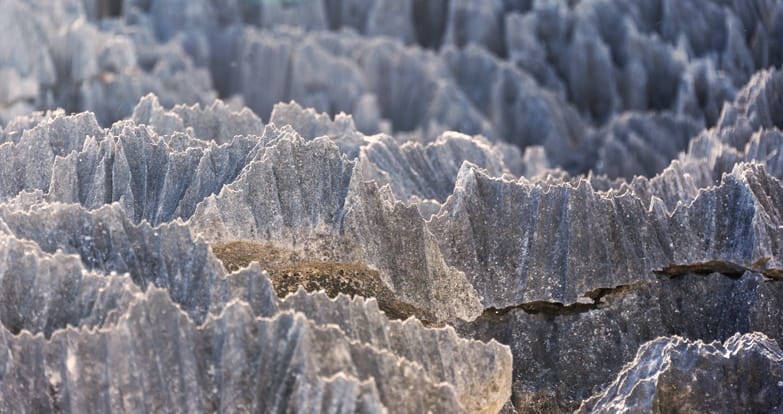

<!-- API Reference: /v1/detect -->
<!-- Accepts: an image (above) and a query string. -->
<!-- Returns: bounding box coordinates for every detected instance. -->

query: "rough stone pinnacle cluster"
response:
[1,0,783,413]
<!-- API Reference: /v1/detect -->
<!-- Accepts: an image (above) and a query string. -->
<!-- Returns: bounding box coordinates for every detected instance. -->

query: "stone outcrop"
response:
[2,1,783,412]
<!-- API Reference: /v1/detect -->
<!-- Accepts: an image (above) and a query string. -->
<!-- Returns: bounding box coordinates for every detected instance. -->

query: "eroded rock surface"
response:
[578,333,783,413]
[2,1,783,412]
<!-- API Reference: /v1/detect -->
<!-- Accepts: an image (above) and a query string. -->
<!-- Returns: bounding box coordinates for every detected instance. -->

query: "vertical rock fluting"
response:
[2,1,783,412]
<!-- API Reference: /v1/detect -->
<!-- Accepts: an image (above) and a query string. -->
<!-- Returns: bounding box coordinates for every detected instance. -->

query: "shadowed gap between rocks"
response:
[658,259,783,280]
[97,0,124,18]
[477,284,638,319]
[479,262,783,321]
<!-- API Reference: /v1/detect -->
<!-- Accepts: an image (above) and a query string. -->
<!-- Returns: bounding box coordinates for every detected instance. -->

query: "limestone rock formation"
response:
[578,333,783,413]
[2,1,783,412]
[0,201,512,413]
[457,271,783,412]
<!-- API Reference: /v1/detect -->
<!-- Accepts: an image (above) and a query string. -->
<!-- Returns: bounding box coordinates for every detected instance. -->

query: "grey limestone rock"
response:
[0,201,512,412]
[1,112,259,224]
[189,128,485,322]
[355,131,511,203]
[716,67,783,148]
[0,0,57,89]
[429,161,783,310]
[0,289,461,413]
[0,232,141,338]
[3,0,781,169]
[281,290,512,413]
[190,131,353,246]
[443,0,506,56]
[321,0,377,32]
[3,1,783,412]
[0,202,226,322]
[441,44,588,171]
[591,112,704,179]
[209,26,496,139]
[578,332,783,413]
[268,100,369,157]
[131,93,263,144]
[0,0,216,127]
[502,0,783,129]
[365,0,416,45]
[458,271,783,412]
[259,0,329,31]
[0,112,103,200]
[341,178,484,322]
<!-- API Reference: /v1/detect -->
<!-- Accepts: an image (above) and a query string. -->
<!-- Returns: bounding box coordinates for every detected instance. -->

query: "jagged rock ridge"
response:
[2,1,783,412]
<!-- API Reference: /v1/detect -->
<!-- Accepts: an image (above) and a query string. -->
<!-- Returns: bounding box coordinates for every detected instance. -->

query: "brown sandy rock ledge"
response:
[211,240,430,323]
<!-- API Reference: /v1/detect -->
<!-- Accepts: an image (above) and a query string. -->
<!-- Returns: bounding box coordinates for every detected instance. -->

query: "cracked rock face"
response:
[457,271,783,412]
[2,0,783,412]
